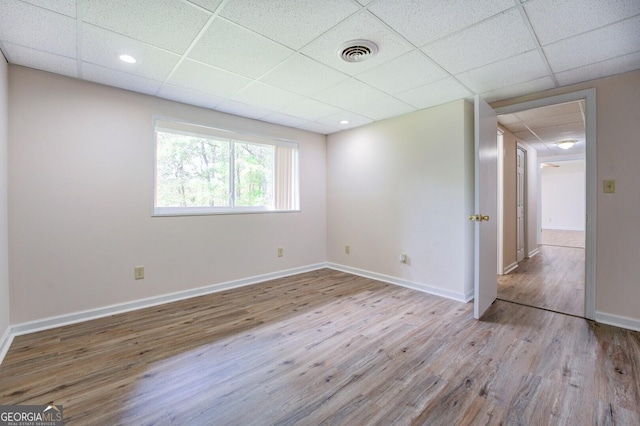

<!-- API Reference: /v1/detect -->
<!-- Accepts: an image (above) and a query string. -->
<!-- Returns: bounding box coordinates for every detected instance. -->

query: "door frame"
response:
[494,88,596,320]
[515,145,527,264]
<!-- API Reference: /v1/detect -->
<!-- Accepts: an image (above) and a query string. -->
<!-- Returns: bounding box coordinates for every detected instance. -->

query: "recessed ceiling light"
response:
[119,54,136,64]
[556,139,576,150]
[340,120,350,125]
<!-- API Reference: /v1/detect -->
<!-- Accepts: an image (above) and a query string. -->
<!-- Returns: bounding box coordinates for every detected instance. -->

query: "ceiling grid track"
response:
[76,0,84,78]
[362,8,476,97]
[512,0,560,88]
[156,0,232,97]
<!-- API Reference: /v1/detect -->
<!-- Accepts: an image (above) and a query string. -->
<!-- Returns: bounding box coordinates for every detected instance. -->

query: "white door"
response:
[473,96,498,319]
[516,147,526,262]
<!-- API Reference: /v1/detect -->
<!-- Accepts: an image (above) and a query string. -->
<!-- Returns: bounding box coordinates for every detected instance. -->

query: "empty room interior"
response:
[0,0,639,424]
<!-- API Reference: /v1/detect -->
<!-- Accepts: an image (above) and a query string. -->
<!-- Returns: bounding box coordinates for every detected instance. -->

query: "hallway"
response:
[498,230,585,317]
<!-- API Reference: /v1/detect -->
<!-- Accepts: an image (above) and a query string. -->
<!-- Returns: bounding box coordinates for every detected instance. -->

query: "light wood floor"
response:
[1,269,638,425]
[541,229,585,248]
[499,230,585,317]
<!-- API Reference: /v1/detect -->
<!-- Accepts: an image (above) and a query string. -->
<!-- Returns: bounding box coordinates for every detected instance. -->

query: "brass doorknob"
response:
[469,214,490,222]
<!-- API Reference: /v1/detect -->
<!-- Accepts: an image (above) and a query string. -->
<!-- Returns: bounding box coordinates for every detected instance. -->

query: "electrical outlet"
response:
[345,244,350,254]
[134,266,144,280]
[277,247,284,257]
[399,253,407,264]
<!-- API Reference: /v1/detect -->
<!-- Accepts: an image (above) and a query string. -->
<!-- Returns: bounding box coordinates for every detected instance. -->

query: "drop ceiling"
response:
[0,0,639,135]
[499,100,586,160]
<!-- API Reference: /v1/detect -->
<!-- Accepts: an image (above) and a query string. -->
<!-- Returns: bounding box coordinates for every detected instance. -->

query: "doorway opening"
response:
[495,98,590,318]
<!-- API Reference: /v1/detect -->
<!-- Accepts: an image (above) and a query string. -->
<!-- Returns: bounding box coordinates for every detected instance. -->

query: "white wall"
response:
[541,160,585,231]
[326,100,475,300]
[8,66,327,324]
[0,55,9,342]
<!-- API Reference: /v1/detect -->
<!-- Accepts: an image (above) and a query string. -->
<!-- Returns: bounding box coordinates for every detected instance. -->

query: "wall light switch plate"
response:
[134,266,144,280]
[603,180,616,193]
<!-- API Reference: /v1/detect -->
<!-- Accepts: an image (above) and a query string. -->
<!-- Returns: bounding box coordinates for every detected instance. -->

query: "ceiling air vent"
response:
[338,39,378,63]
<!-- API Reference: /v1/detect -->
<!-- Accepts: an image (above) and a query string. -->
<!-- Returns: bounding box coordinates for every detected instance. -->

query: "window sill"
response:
[152,208,301,217]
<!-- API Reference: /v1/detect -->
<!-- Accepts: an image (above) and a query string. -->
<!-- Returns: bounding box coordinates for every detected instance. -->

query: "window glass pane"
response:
[154,118,299,215]
[156,131,230,207]
[233,142,274,207]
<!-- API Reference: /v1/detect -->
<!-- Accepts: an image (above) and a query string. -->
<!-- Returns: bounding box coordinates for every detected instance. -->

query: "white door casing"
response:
[516,147,526,263]
[473,96,498,320]
[494,89,596,320]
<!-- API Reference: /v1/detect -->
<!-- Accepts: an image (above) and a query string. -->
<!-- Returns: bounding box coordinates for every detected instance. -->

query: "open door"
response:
[472,95,498,319]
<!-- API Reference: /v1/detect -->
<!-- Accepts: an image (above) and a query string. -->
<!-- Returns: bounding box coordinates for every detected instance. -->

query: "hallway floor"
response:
[498,230,585,317]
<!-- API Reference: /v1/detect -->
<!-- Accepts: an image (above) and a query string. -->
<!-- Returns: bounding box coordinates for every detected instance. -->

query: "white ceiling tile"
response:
[301,11,414,76]
[260,54,350,96]
[532,123,584,139]
[355,50,447,95]
[21,0,76,17]
[513,130,535,140]
[231,82,303,111]
[0,0,76,58]
[497,114,521,125]
[83,0,210,54]
[317,111,373,129]
[4,43,78,78]
[515,103,582,121]
[369,0,513,46]
[220,0,360,50]
[187,0,224,13]
[261,112,309,128]
[189,18,293,79]
[422,9,536,74]
[544,16,640,73]
[499,121,528,133]
[82,62,162,95]
[480,76,555,103]
[156,84,224,109]
[168,59,252,98]
[82,24,181,82]
[215,100,274,120]
[312,79,387,110]
[524,0,640,45]
[526,113,584,131]
[456,50,548,93]
[348,96,416,121]
[395,77,471,110]
[555,51,640,86]
[297,121,340,135]
[279,98,343,121]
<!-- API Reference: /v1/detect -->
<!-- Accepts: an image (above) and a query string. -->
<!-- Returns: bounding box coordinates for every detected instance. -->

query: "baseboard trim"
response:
[527,248,540,258]
[10,263,326,338]
[0,326,14,366]
[503,262,519,275]
[595,311,640,332]
[326,263,469,303]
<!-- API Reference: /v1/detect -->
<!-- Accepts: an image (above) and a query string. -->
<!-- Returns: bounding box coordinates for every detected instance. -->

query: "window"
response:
[154,118,299,215]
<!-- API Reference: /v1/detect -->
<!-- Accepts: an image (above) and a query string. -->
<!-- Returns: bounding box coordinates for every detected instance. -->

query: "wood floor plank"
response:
[541,229,585,248]
[498,244,584,316]
[0,269,638,425]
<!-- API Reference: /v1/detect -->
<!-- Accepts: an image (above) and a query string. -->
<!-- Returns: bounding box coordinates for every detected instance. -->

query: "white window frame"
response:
[153,117,300,216]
